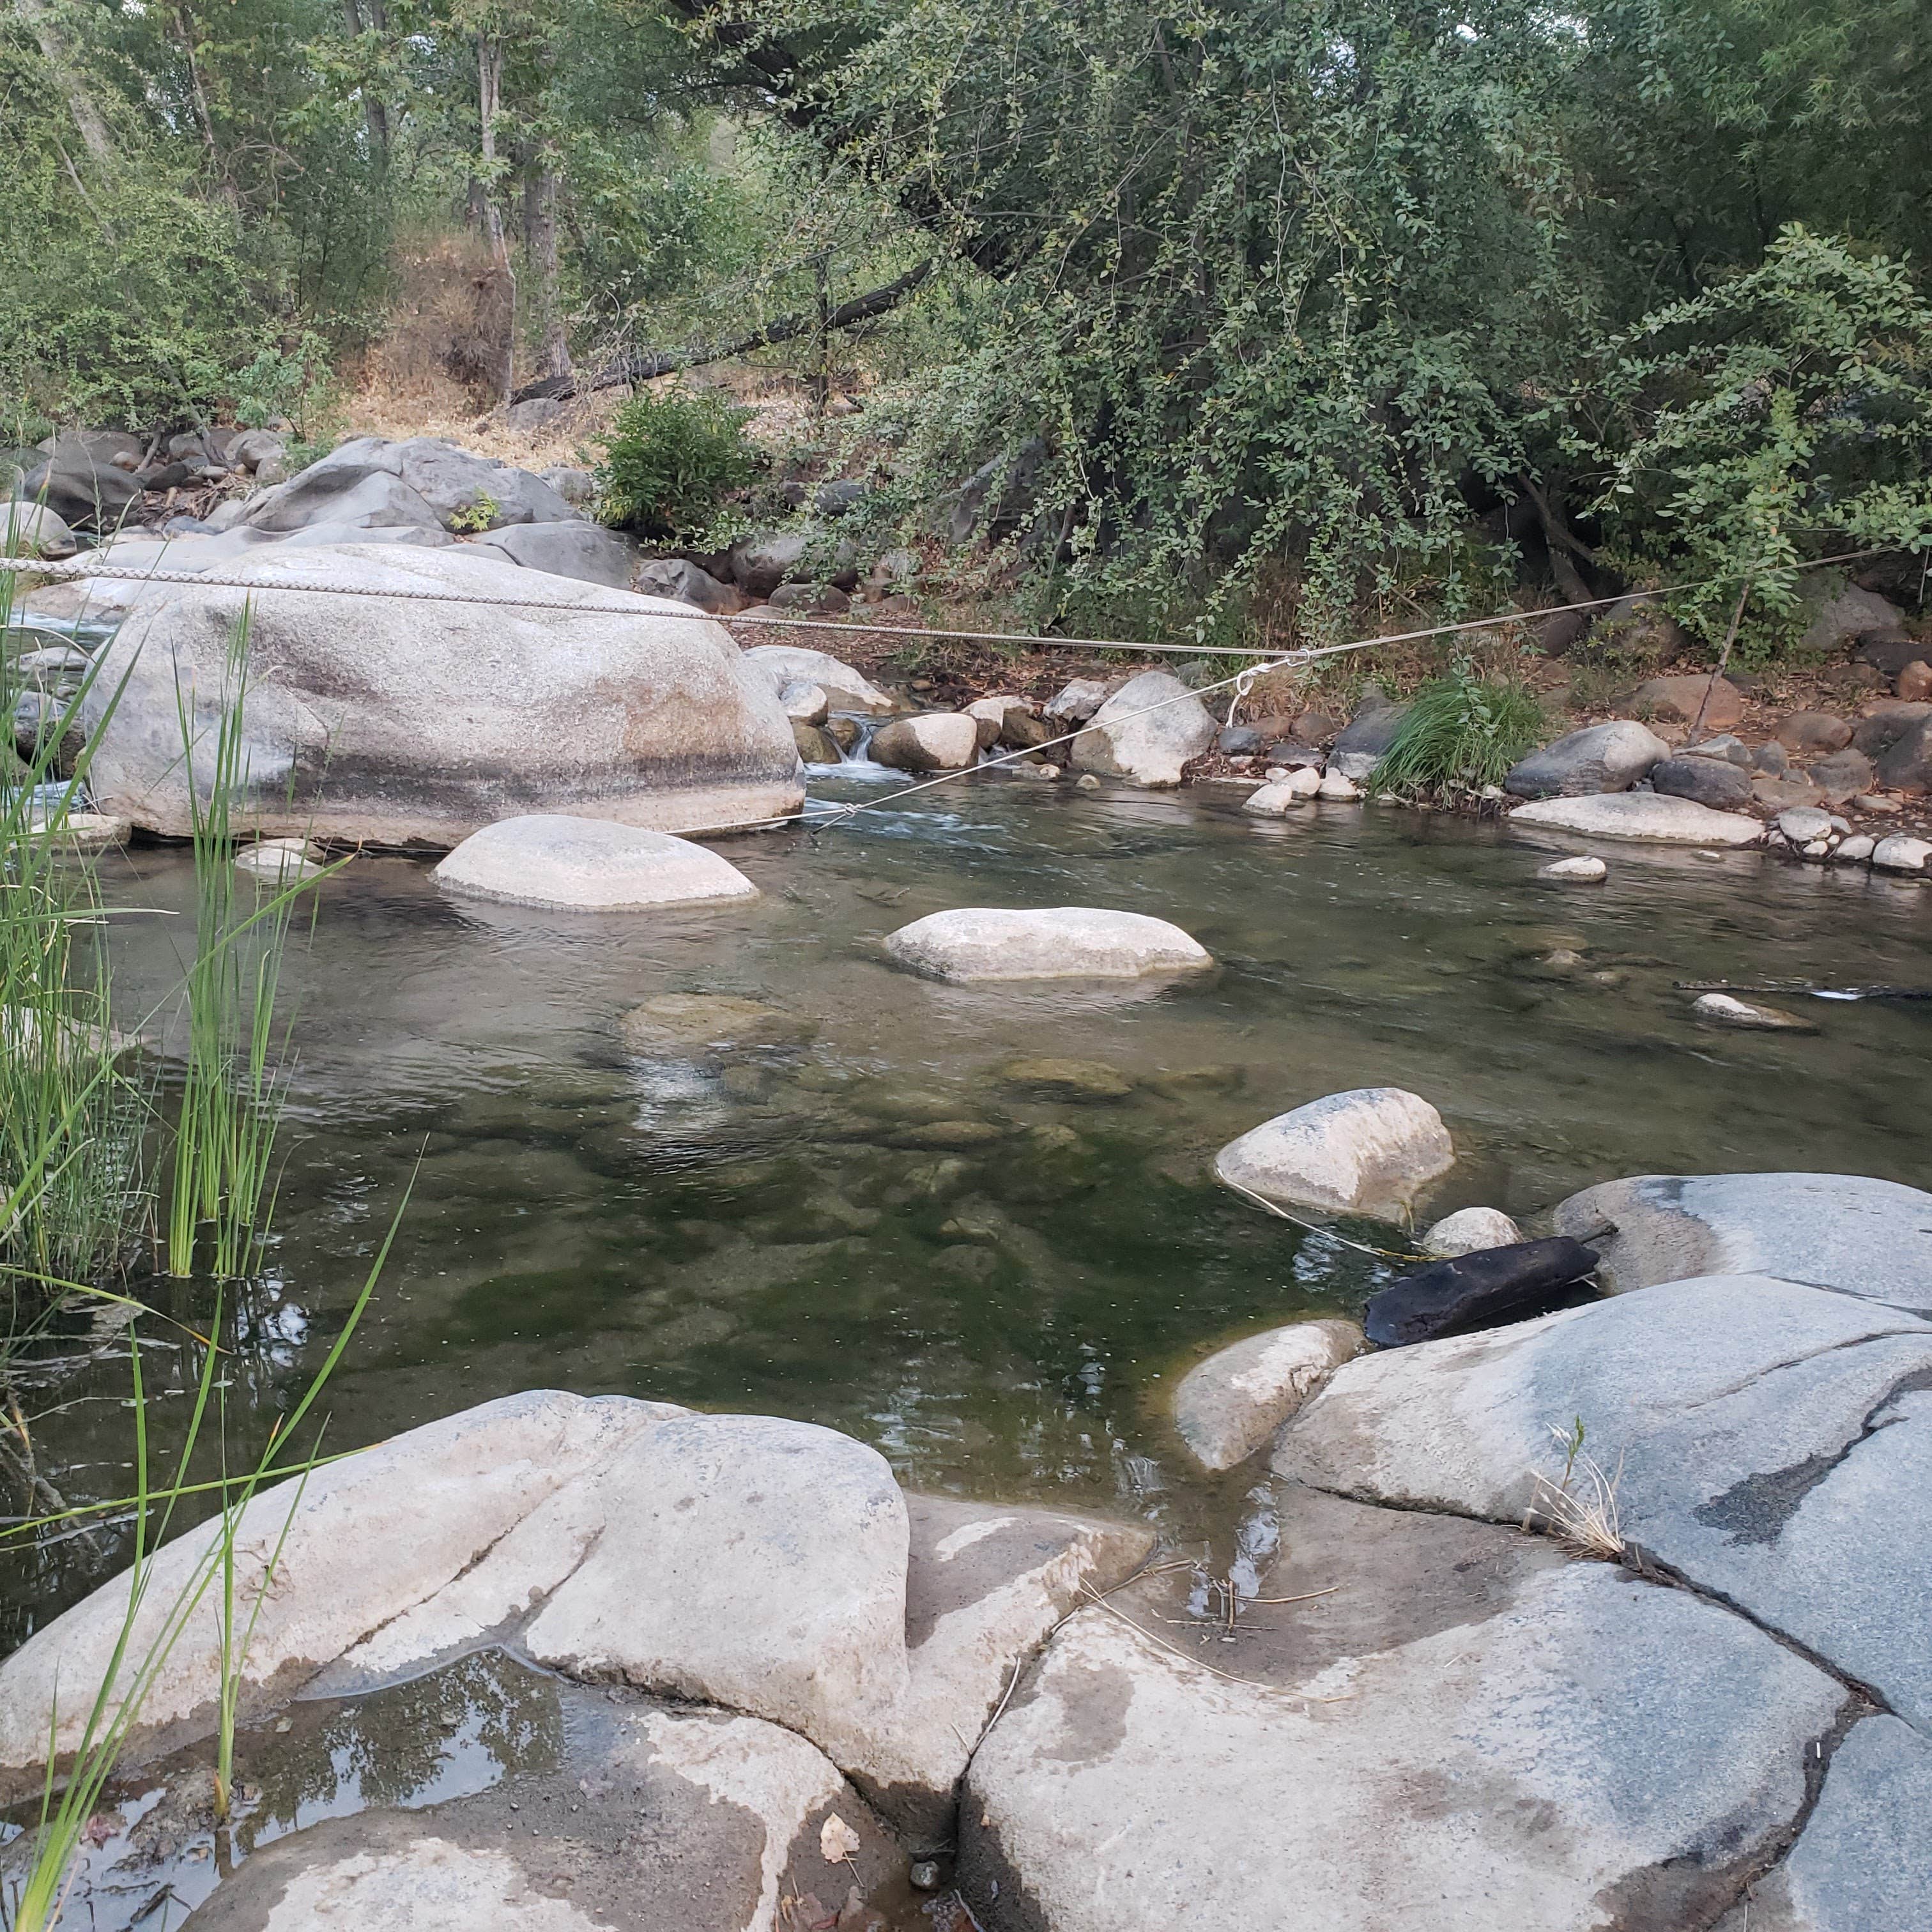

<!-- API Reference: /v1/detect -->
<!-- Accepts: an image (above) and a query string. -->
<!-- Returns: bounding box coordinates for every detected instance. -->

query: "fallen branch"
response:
[511,260,936,404]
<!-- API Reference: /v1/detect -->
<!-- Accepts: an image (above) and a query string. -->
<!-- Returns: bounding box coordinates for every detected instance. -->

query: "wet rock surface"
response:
[1213,1087,1454,1220]
[1171,1318,1365,1470]
[1508,791,1763,845]
[882,907,1213,983]
[434,816,762,912]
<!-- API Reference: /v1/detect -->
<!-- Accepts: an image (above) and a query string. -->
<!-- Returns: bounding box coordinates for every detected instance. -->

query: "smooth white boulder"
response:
[434,816,759,912]
[1538,854,1607,882]
[1215,1087,1455,1220]
[1873,834,1932,873]
[1069,670,1215,787]
[882,906,1213,983]
[1316,767,1363,801]
[870,712,980,773]
[1509,792,1762,845]
[78,544,803,846]
[1242,769,1321,813]
[742,644,895,714]
[1172,1319,1365,1471]
[1420,1205,1524,1257]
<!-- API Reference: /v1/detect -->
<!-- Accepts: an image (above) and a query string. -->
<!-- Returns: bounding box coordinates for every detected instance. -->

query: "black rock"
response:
[1651,754,1752,809]
[1218,724,1263,755]
[1364,1236,1600,1349]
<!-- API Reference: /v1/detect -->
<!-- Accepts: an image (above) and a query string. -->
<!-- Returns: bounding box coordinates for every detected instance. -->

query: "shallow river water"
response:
[8,771,1932,1648]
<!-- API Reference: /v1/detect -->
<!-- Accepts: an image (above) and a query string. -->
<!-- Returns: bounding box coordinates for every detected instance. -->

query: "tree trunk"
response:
[342,0,391,162]
[13,0,114,168]
[476,34,516,402]
[528,162,571,380]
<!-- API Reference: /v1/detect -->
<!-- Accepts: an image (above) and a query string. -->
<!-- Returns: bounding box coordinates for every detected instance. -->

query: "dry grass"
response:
[1526,1420,1626,1561]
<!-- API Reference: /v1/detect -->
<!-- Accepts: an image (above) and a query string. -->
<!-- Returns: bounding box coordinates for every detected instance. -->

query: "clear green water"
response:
[8,776,1932,1646]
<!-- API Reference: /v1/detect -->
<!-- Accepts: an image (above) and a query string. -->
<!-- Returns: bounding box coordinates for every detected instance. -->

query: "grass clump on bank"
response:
[1370,664,1547,797]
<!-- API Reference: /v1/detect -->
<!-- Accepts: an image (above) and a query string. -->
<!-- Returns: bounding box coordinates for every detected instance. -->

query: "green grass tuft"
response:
[1370,663,1547,795]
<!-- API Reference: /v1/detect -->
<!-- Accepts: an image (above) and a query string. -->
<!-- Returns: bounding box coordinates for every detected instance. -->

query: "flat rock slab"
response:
[182,1693,912,1932]
[1276,1275,1932,1731]
[963,1484,1841,1932]
[1509,792,1762,845]
[435,816,760,911]
[1713,1715,1932,1931]
[1213,1086,1453,1220]
[882,907,1211,983]
[1172,1319,1364,1470]
[1552,1172,1932,1313]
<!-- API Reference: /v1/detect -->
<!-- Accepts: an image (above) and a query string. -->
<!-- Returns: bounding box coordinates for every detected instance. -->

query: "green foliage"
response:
[1577,228,1932,660]
[228,334,342,438]
[447,494,502,535]
[595,388,762,539]
[1370,662,1547,793]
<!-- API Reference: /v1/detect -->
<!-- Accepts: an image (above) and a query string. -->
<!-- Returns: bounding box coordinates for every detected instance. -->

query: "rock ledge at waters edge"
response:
[881,907,1213,983]
[433,816,760,911]
[1507,792,1762,846]
[1213,1087,1455,1220]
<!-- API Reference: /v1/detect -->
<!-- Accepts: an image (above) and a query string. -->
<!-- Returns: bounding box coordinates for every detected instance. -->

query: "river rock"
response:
[1552,1171,1932,1314]
[181,1703,907,1932]
[870,713,980,772]
[1242,770,1320,813]
[999,1056,1135,1100]
[1873,834,1932,873]
[778,679,831,726]
[77,544,803,847]
[1801,571,1904,653]
[963,1482,1841,1932]
[1631,673,1745,728]
[1754,773,1826,811]
[0,1391,666,1802]
[1537,854,1607,882]
[1871,714,1932,792]
[1214,1087,1453,1221]
[1275,1273,1932,1731]
[1774,805,1834,845]
[882,907,1212,983]
[1807,746,1874,804]
[2,500,78,559]
[1503,720,1668,799]
[20,437,142,529]
[1692,992,1817,1031]
[793,720,840,763]
[1042,677,1114,723]
[1775,710,1852,754]
[635,556,740,614]
[1330,697,1409,762]
[1172,1319,1365,1471]
[741,644,895,715]
[1420,1205,1525,1256]
[471,519,640,588]
[1363,1236,1599,1347]
[1315,767,1362,801]
[244,436,576,535]
[234,836,326,884]
[435,816,759,912]
[1068,671,1215,787]
[1686,733,1751,767]
[727,530,815,599]
[1897,661,1932,702]
[1508,792,1762,845]
[1650,753,1752,809]
[1711,1716,1932,1932]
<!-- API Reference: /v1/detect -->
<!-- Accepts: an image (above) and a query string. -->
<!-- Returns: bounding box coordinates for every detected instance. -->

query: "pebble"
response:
[1538,855,1607,883]
[1075,772,1101,790]
[910,1862,942,1891]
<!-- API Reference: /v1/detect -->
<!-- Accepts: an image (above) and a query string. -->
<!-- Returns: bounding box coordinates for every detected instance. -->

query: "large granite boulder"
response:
[243,436,579,536]
[2,500,78,559]
[20,436,142,530]
[77,544,804,847]
[1068,670,1215,787]
[963,1484,1843,1932]
[870,713,980,772]
[471,520,641,588]
[1213,1087,1454,1221]
[1275,1274,1932,1729]
[741,644,895,714]
[1508,792,1761,845]
[433,816,760,912]
[1503,720,1668,799]
[1552,1171,1932,1315]
[882,906,1213,984]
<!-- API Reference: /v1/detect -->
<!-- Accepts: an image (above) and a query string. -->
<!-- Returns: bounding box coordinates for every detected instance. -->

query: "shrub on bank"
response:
[595,388,761,540]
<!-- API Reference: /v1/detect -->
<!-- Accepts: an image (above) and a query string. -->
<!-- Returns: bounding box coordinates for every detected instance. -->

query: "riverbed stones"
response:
[1315,767,1362,801]
[1775,710,1853,754]
[1651,753,1753,809]
[1041,677,1113,723]
[0,1391,664,1801]
[962,1483,1841,1932]
[1508,792,1762,845]
[1503,720,1668,799]
[1068,670,1215,787]
[1241,769,1320,813]
[1420,1205,1524,1257]
[1632,672,1745,728]
[618,993,808,1054]
[78,544,804,846]
[1873,834,1932,873]
[234,836,326,884]
[181,1702,907,1932]
[434,816,760,912]
[999,1056,1135,1100]
[1551,1172,1932,1314]
[1213,1087,1454,1221]
[1,500,78,559]
[741,644,896,714]
[1692,991,1816,1031]
[1710,1716,1932,1932]
[1172,1319,1365,1470]
[1275,1273,1932,1730]
[1807,746,1874,804]
[870,713,980,773]
[1537,854,1607,882]
[882,907,1212,983]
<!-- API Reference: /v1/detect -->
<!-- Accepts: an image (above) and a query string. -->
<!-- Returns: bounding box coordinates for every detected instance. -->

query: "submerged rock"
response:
[999,1056,1135,1100]
[1692,992,1817,1032]
[1172,1318,1365,1470]
[1419,1205,1525,1257]
[1508,792,1761,845]
[618,993,808,1053]
[434,816,759,912]
[234,836,326,884]
[882,907,1212,984]
[1552,1171,1932,1315]
[1363,1236,1599,1348]
[1213,1087,1454,1221]
[1068,670,1215,788]
[78,544,803,847]
[1537,854,1607,882]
